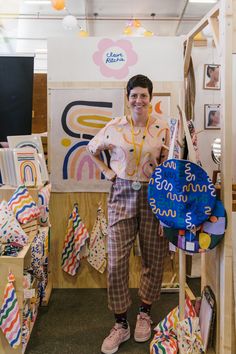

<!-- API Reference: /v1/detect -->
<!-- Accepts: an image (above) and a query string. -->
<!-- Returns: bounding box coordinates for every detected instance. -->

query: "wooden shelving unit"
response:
[0,186,51,353]
[0,241,38,353]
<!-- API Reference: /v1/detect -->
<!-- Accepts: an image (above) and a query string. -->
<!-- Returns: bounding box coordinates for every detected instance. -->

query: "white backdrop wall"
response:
[191,45,221,178]
[47,36,184,191]
[47,37,184,82]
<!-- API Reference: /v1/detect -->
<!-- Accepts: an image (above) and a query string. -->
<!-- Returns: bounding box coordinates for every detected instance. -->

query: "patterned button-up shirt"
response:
[88,115,170,182]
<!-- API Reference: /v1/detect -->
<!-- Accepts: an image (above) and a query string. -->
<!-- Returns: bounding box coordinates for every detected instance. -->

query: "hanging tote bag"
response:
[148,107,225,253]
[148,107,217,230]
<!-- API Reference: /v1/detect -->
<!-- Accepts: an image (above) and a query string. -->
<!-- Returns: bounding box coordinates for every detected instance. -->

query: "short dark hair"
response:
[206,65,215,78]
[126,74,153,99]
[208,110,216,125]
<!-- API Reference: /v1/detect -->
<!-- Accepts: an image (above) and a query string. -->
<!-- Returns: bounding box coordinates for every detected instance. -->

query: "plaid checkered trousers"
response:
[107,178,168,313]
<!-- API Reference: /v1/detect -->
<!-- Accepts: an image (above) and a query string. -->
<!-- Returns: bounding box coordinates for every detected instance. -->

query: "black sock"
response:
[139,302,151,316]
[114,312,128,329]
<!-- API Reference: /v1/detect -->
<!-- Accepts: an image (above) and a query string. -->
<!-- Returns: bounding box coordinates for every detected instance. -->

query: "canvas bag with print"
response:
[148,107,220,253]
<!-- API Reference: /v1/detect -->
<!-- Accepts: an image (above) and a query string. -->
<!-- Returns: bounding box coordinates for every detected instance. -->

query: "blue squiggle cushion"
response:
[148,159,217,230]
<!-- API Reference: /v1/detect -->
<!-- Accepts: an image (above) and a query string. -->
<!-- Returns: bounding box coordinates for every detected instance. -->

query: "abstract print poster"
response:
[8,135,48,183]
[49,88,124,192]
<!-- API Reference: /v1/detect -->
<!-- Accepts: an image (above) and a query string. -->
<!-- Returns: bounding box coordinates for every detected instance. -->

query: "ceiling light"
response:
[24,1,51,4]
[189,0,217,3]
[123,19,154,37]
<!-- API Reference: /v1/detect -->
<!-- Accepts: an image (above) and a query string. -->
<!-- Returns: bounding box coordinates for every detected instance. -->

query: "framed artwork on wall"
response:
[204,104,221,130]
[151,93,171,119]
[203,64,221,90]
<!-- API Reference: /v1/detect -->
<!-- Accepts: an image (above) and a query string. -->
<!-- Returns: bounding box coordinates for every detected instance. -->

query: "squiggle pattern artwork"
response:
[50,89,124,192]
[148,158,217,230]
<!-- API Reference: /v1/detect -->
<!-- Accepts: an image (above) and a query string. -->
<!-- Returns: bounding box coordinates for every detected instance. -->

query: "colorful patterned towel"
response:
[87,205,108,273]
[0,272,21,348]
[8,185,40,224]
[61,203,89,276]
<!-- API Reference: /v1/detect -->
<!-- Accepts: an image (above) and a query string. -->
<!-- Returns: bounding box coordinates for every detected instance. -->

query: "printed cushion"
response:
[148,159,216,230]
[162,200,226,253]
[177,316,204,354]
[154,296,196,333]
[0,200,28,245]
[8,185,40,224]
[38,183,51,226]
[150,329,178,354]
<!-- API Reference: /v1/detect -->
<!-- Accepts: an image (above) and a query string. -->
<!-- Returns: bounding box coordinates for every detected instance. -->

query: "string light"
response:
[79,28,89,37]
[123,19,154,37]
[51,0,65,11]
[50,0,89,36]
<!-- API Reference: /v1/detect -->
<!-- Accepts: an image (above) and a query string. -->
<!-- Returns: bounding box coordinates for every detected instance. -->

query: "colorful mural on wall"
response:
[50,89,124,192]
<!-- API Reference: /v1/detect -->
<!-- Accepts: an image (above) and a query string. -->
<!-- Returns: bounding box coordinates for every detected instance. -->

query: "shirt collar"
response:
[119,115,157,126]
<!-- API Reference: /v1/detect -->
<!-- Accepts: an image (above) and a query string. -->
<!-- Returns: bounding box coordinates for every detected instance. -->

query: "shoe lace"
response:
[137,313,152,328]
[107,324,122,339]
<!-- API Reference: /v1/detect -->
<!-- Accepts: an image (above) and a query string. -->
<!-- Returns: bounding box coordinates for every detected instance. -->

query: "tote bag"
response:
[148,107,217,231]
[148,108,226,253]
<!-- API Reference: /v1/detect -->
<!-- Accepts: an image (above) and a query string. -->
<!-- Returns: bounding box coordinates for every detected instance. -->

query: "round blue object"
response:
[148,159,217,230]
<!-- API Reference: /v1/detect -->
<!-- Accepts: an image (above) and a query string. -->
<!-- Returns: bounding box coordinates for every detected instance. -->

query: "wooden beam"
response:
[208,16,220,54]
[184,38,193,77]
[185,3,219,42]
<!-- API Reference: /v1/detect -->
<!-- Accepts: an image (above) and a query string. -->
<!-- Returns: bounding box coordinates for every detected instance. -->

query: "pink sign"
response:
[93,38,138,79]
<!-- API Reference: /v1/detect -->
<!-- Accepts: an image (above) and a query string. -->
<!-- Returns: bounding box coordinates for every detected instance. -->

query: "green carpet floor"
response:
[26,280,200,354]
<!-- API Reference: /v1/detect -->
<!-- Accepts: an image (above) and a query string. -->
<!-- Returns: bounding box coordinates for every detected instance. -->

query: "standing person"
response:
[87,74,170,354]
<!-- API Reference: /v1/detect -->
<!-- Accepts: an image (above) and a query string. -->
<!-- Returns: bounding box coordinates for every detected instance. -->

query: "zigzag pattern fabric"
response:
[8,185,40,224]
[61,203,89,276]
[154,296,196,333]
[150,329,178,354]
[0,273,21,348]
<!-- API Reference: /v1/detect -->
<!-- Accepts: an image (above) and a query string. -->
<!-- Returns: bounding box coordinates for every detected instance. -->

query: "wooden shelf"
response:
[0,241,35,353]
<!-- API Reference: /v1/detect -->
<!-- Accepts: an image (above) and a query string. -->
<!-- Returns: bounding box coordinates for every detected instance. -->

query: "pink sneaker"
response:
[134,312,152,342]
[101,323,130,354]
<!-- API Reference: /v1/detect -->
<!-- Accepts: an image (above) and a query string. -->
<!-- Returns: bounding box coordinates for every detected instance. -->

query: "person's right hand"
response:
[103,168,117,181]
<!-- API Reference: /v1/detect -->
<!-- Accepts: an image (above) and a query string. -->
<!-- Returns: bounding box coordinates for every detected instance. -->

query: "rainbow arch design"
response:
[19,161,36,184]
[14,141,40,153]
[63,140,110,181]
[61,100,113,138]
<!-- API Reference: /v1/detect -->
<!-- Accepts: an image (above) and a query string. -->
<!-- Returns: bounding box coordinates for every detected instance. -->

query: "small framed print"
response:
[203,64,221,90]
[204,104,221,130]
[151,93,171,119]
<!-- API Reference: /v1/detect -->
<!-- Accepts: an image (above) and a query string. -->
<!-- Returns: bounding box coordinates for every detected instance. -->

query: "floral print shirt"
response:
[88,115,170,182]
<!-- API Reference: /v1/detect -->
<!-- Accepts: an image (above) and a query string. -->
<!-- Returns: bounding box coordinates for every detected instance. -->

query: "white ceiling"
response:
[0,0,219,71]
